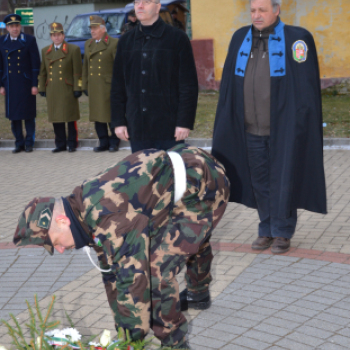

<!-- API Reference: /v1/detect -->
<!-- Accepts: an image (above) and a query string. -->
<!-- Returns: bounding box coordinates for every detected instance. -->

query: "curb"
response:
[0,138,349,149]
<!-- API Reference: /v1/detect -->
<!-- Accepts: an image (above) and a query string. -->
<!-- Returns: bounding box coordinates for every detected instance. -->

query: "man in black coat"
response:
[0,14,40,153]
[110,0,198,153]
[212,0,327,254]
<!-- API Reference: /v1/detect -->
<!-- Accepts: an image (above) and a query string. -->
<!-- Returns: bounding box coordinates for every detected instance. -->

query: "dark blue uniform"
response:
[0,33,40,148]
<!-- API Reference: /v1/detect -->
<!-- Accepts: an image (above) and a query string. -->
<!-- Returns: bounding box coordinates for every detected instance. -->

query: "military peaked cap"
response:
[49,22,64,34]
[89,15,105,27]
[4,14,21,25]
[13,197,56,255]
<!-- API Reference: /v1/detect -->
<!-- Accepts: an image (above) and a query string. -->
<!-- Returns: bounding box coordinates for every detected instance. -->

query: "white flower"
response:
[88,341,101,347]
[0,346,8,350]
[36,336,41,347]
[100,330,111,347]
[61,328,82,342]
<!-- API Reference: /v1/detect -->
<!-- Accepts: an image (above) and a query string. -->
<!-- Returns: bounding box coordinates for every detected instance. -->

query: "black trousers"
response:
[246,132,297,239]
[53,122,78,149]
[130,140,184,154]
[11,119,35,148]
[95,122,119,148]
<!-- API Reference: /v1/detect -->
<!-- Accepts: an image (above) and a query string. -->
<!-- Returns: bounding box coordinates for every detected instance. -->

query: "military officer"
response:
[0,14,40,153]
[38,22,82,153]
[82,15,119,152]
[13,144,230,349]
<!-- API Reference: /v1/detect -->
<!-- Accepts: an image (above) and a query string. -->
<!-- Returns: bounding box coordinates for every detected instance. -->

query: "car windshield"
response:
[65,13,125,38]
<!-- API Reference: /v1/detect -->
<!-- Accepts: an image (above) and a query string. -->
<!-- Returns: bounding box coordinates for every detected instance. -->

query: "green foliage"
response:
[1,295,59,350]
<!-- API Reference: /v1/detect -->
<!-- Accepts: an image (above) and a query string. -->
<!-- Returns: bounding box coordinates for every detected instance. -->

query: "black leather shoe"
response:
[12,146,25,154]
[93,146,109,152]
[180,289,211,311]
[109,145,119,152]
[52,147,67,153]
[25,146,33,153]
[68,147,76,153]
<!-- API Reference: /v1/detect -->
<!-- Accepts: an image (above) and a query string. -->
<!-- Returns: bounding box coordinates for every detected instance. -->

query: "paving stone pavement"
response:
[1,148,350,349]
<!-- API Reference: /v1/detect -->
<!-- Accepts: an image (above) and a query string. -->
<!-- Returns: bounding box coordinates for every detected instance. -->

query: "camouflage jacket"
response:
[65,143,229,335]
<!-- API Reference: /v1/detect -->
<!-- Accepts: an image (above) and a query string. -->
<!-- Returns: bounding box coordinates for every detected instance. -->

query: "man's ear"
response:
[55,214,71,227]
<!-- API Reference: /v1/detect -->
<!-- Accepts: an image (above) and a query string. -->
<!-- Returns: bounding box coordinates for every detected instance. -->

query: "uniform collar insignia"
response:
[104,34,109,44]
[62,42,68,53]
[37,208,52,229]
[46,44,53,54]
[20,33,25,42]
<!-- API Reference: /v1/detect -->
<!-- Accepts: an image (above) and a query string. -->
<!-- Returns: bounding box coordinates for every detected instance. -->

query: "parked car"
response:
[65,3,177,57]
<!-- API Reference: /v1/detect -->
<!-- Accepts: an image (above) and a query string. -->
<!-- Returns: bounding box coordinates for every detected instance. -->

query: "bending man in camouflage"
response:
[13,144,230,349]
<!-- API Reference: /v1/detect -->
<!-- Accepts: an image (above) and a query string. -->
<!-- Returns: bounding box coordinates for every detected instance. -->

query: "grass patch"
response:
[0,92,349,140]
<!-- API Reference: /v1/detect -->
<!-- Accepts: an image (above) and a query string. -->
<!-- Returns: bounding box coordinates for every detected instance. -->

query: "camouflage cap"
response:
[13,197,56,255]
[89,15,105,27]
[49,22,64,34]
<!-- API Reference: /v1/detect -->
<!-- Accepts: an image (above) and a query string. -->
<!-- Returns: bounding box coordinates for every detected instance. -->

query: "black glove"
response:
[39,92,46,97]
[74,91,82,98]
[84,90,88,96]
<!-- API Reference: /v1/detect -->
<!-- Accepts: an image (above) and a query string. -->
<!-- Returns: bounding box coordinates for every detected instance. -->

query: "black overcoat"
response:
[110,18,198,141]
[0,33,40,121]
[212,22,327,219]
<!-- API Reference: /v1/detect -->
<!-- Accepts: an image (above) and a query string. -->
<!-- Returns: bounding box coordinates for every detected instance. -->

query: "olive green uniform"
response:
[82,33,118,123]
[38,41,82,123]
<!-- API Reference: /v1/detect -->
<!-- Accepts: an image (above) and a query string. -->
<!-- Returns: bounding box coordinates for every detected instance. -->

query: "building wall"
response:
[191,0,350,83]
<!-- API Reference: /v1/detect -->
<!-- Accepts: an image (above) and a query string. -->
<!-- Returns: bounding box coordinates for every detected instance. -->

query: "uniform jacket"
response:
[65,143,229,339]
[212,21,327,218]
[82,33,118,123]
[110,18,198,141]
[38,41,82,123]
[0,33,40,120]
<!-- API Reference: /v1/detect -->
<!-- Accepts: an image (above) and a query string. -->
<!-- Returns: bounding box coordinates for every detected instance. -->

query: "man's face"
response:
[50,230,75,254]
[250,0,279,31]
[6,23,21,38]
[50,32,65,46]
[90,25,106,40]
[129,15,137,23]
[134,0,161,26]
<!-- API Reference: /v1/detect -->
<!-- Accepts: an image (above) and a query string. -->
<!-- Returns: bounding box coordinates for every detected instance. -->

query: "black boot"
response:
[180,289,211,311]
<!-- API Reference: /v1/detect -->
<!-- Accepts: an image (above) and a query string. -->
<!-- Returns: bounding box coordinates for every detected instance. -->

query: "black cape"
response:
[212,21,327,219]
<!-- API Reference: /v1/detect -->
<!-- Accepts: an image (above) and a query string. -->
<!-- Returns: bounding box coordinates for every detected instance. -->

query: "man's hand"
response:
[0,87,5,96]
[174,127,190,141]
[32,87,38,95]
[115,126,129,141]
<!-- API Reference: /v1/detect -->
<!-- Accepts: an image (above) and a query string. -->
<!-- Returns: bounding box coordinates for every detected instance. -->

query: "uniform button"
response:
[18,57,20,59]
[18,50,21,52]
[99,59,101,62]
[5,50,8,52]
[90,59,92,62]
[143,53,147,57]
[142,70,146,75]
[9,70,11,73]
[142,89,146,93]
[8,63,11,66]
[50,72,52,75]
[98,66,101,69]
[60,59,62,61]
[60,77,62,80]
[100,52,102,55]
[18,70,20,73]
[7,57,10,59]
[59,65,61,67]
[98,73,101,76]
[91,73,93,75]
[50,78,52,81]
[90,66,92,68]
[17,63,19,66]
[59,71,62,74]
[143,107,147,112]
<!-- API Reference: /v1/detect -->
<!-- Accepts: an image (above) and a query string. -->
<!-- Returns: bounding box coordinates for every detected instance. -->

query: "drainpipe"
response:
[186,0,192,40]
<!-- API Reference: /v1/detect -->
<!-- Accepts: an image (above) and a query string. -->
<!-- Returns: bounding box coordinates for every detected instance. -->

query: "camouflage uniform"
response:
[14,144,230,347]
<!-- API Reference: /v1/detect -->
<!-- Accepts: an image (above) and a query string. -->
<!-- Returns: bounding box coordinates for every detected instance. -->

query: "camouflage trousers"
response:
[96,147,230,347]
